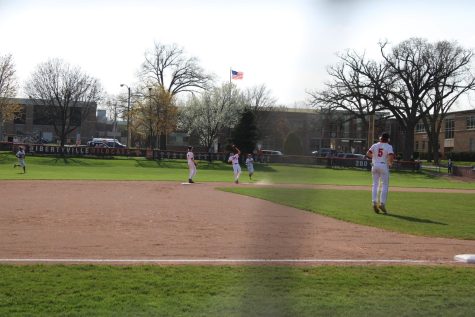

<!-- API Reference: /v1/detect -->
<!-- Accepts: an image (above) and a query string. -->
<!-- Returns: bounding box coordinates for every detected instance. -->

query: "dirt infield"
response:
[1,180,474,265]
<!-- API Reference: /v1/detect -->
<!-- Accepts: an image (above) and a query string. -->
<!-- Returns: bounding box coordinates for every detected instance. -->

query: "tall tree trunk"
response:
[0,119,4,142]
[427,140,433,162]
[402,122,416,160]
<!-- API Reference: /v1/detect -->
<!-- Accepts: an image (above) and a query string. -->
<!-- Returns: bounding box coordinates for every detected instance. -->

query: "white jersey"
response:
[229,153,239,164]
[246,157,254,168]
[186,151,194,165]
[16,150,26,159]
[368,142,394,165]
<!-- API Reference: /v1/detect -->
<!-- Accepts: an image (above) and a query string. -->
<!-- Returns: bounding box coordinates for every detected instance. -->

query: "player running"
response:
[245,153,254,180]
[366,132,394,214]
[13,146,27,173]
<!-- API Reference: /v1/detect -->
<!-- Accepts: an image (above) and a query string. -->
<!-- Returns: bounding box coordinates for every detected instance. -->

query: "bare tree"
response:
[0,54,21,140]
[179,83,243,151]
[140,42,214,96]
[420,40,475,162]
[102,95,125,139]
[309,38,474,160]
[308,51,388,130]
[25,58,102,146]
[374,38,441,160]
[243,84,276,112]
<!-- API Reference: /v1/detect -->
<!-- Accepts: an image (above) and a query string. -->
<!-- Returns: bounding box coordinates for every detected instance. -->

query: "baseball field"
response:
[1,152,475,316]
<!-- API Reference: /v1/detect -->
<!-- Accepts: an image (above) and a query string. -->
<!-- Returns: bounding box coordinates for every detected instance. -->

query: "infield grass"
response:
[1,153,474,189]
[1,265,474,317]
[221,187,475,239]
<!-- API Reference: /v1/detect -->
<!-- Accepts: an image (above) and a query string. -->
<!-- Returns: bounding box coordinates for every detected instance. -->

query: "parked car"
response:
[336,153,367,159]
[261,150,283,156]
[353,154,367,159]
[317,148,337,157]
[87,138,126,148]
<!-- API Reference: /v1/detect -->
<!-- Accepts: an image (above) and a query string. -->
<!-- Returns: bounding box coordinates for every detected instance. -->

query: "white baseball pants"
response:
[371,163,390,205]
[188,163,196,180]
[233,164,241,181]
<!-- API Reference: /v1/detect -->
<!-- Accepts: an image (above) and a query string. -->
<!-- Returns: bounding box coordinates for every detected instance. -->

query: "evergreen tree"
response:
[231,109,258,156]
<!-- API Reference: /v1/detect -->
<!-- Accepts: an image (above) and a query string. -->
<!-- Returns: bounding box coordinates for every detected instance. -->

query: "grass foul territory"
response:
[0,265,475,317]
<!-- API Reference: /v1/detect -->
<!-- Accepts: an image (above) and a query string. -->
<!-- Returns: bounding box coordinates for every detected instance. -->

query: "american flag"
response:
[231,70,243,80]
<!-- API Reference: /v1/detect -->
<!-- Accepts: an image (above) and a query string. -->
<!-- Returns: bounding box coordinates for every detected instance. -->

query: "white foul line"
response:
[0,258,448,264]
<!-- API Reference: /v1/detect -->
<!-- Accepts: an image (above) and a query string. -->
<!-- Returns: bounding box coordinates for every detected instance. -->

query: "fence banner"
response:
[2,142,421,171]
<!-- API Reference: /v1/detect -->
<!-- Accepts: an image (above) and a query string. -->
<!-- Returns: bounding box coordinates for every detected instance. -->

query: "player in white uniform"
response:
[245,153,254,180]
[186,146,196,183]
[228,145,241,184]
[366,132,394,214]
[14,146,26,173]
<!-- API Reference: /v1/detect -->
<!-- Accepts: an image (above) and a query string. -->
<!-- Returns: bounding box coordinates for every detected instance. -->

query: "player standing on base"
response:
[186,146,197,183]
[366,132,394,214]
[13,146,26,173]
[228,145,241,184]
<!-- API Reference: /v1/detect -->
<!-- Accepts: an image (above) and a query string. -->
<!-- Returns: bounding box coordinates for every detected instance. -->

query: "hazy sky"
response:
[1,0,475,107]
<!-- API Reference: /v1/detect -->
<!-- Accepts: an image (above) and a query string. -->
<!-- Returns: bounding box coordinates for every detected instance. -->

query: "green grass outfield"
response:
[1,265,475,317]
[220,187,475,239]
[1,152,475,189]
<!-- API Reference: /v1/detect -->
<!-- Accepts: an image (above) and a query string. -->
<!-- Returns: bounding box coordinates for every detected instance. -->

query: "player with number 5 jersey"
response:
[366,132,394,214]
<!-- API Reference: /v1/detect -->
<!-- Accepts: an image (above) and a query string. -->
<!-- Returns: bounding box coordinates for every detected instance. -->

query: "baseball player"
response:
[366,132,394,214]
[186,146,197,183]
[245,153,254,180]
[228,145,241,184]
[14,146,26,173]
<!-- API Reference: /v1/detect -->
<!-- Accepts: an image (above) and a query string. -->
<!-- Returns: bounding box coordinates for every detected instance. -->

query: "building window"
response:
[422,141,426,151]
[356,118,363,139]
[33,105,55,125]
[445,119,454,139]
[415,122,425,133]
[470,138,475,152]
[13,106,26,124]
[415,141,419,151]
[70,107,82,126]
[467,116,475,130]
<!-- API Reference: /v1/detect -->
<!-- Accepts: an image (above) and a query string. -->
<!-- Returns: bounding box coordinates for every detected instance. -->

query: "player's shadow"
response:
[386,213,447,225]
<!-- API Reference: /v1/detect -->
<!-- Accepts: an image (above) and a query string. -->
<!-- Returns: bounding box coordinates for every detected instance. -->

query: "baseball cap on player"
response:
[380,132,390,142]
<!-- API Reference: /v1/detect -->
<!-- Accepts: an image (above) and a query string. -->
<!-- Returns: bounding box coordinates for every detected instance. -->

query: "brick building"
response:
[256,109,381,155]
[414,109,475,158]
[2,98,96,144]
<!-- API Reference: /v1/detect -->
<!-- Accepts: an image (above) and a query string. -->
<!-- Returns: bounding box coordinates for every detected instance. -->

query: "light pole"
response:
[120,84,131,148]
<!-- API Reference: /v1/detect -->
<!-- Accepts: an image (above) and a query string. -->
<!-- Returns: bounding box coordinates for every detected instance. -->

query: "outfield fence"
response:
[453,166,475,178]
[1,142,421,171]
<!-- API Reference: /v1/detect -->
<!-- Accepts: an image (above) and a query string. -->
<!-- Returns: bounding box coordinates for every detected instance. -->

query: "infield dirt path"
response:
[1,180,474,265]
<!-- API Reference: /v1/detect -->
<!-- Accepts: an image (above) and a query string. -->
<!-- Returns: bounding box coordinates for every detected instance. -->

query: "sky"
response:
[1,0,475,108]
